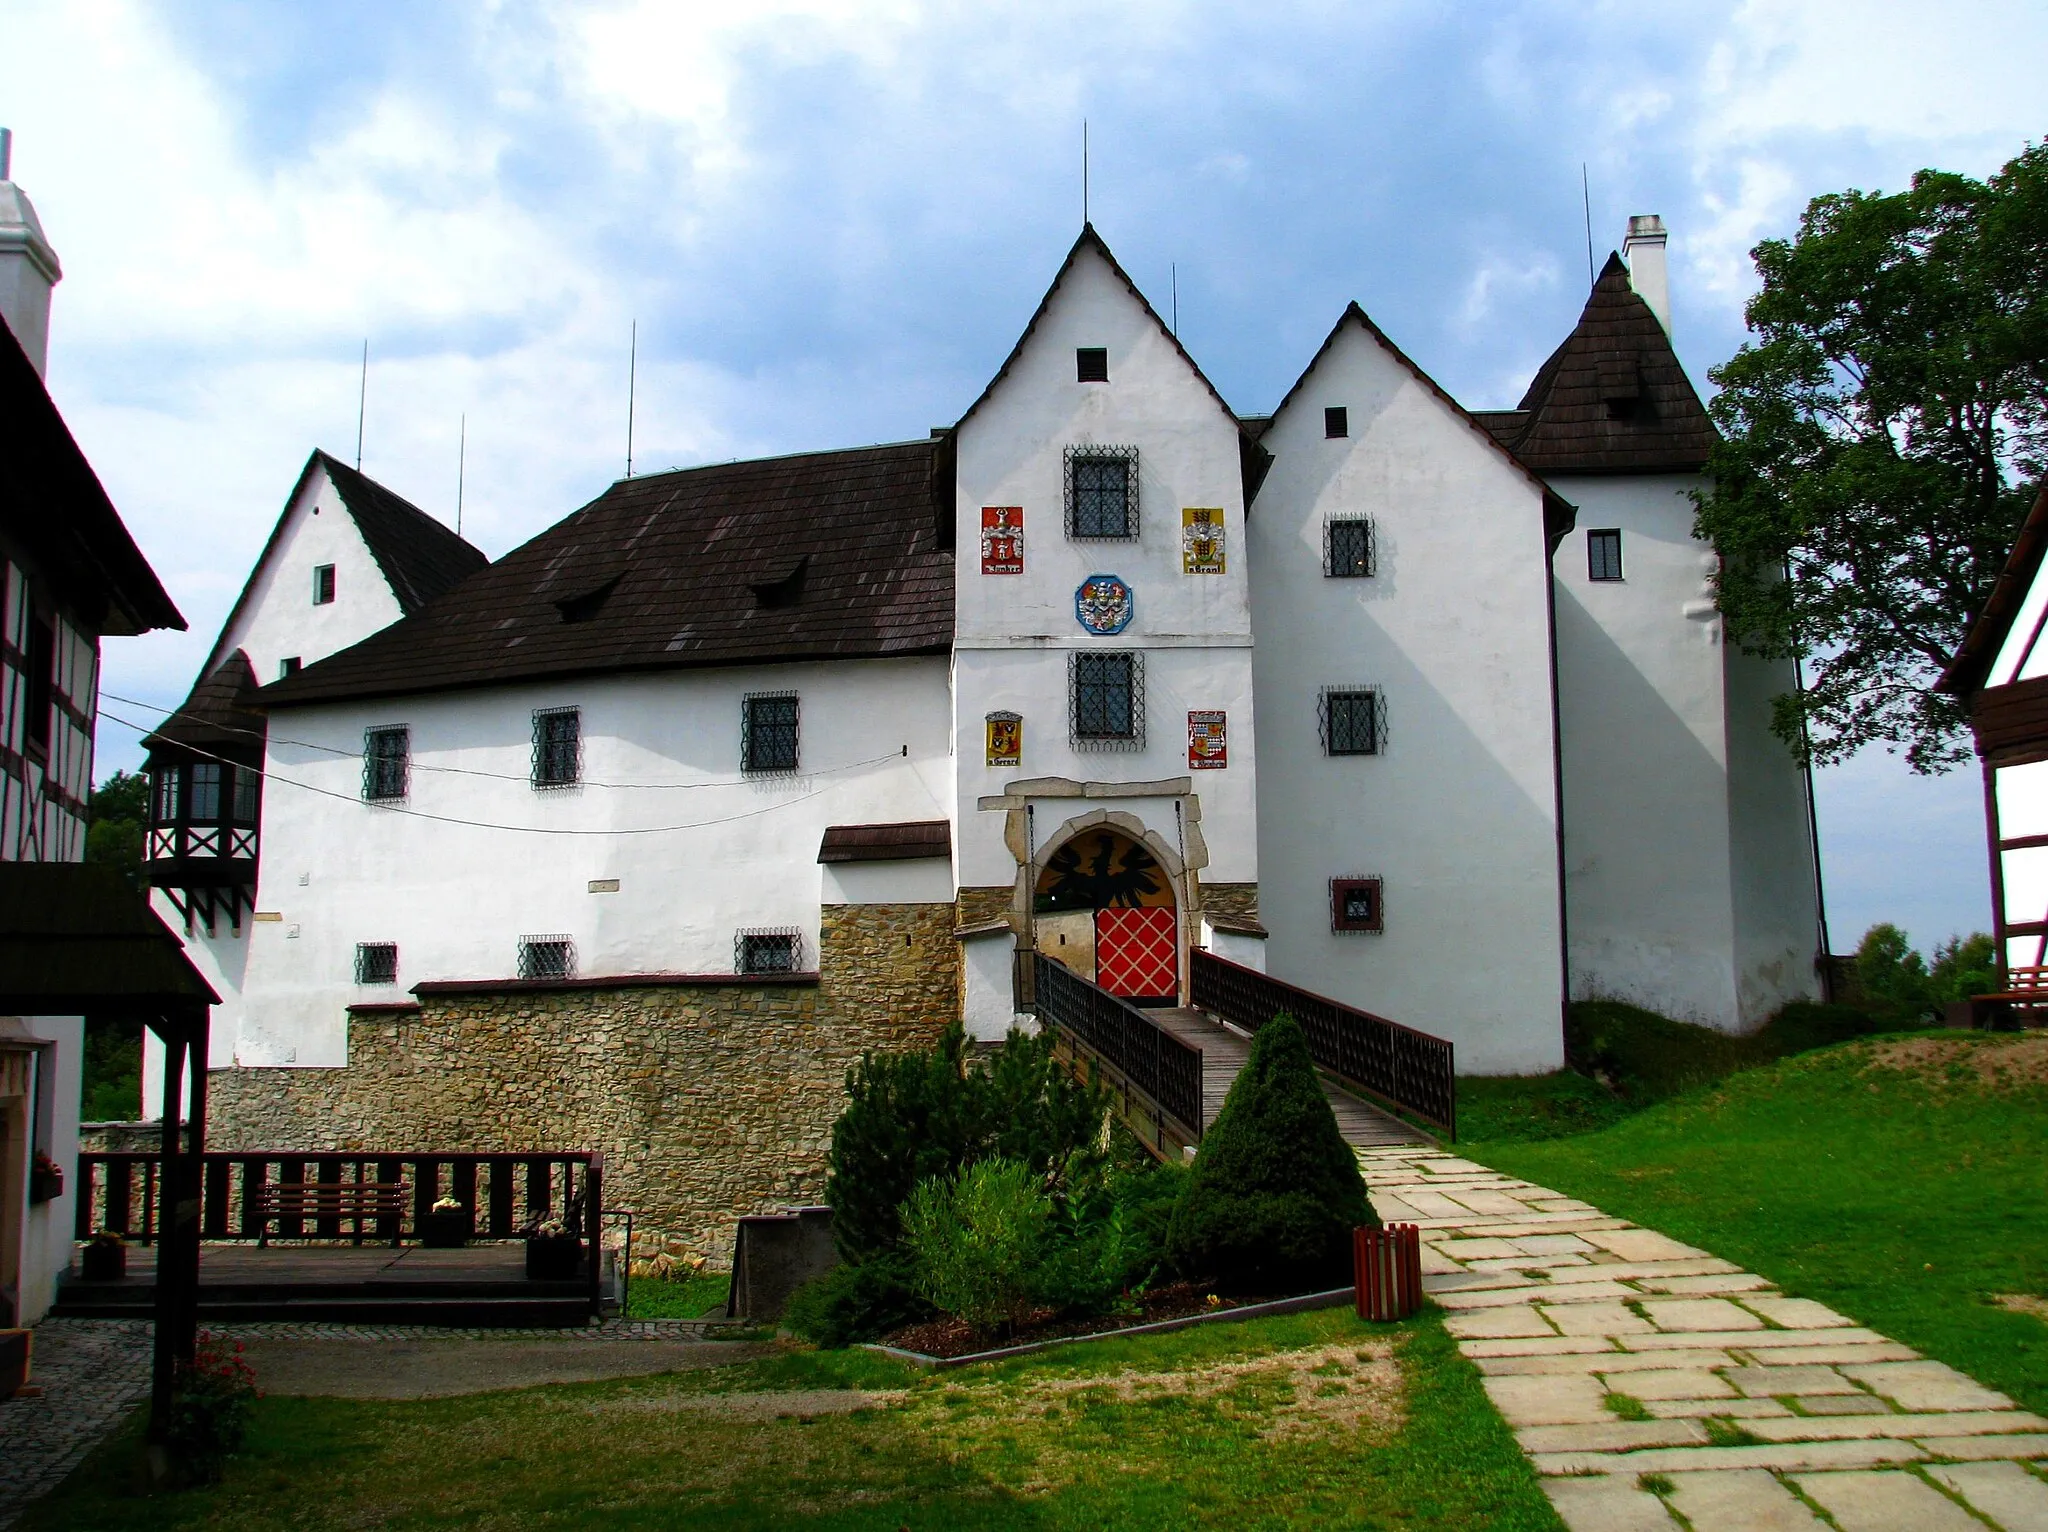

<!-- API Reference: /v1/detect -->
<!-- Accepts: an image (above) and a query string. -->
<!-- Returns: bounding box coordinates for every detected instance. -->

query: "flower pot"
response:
[525,1236,583,1281]
[29,1165,62,1205]
[82,1241,127,1281]
[419,1209,472,1248]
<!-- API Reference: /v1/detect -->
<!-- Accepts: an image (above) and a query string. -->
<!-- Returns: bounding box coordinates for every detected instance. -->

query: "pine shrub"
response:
[1166,1013,1376,1293]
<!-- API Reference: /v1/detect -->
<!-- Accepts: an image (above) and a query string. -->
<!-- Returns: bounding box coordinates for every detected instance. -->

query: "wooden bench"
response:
[250,1181,410,1246]
[1965,967,2048,1028]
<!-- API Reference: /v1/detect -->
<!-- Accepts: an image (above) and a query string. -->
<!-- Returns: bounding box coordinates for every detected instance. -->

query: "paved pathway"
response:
[1156,1009,1428,1147]
[0,1318,151,1530]
[1360,1144,2048,1532]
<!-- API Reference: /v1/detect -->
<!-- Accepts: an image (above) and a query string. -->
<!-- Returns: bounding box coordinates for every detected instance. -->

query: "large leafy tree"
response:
[1695,143,2048,772]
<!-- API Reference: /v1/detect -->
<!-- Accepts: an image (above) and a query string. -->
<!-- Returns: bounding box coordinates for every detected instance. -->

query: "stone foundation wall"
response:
[202,901,959,1265]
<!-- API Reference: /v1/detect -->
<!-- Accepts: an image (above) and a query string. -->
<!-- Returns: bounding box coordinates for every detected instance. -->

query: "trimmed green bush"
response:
[781,1251,930,1348]
[903,1158,1051,1335]
[1166,1014,1376,1293]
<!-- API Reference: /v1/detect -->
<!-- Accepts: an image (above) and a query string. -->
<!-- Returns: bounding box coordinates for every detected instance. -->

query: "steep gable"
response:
[1502,253,1716,475]
[316,452,489,614]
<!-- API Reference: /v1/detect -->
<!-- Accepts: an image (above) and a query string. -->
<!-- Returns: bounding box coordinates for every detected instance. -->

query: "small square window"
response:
[1076,347,1109,383]
[364,726,409,801]
[1320,688,1382,756]
[313,564,336,605]
[355,942,398,985]
[1070,651,1144,750]
[190,763,222,821]
[737,928,801,974]
[280,656,302,678]
[1325,519,1374,578]
[1330,877,1384,934]
[533,708,580,787]
[518,936,575,981]
[1064,446,1139,539]
[742,693,800,773]
[1588,530,1624,582]
[1325,406,1349,438]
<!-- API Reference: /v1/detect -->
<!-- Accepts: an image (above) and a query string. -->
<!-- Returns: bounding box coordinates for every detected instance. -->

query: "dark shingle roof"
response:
[0,319,184,636]
[818,820,951,863]
[142,649,265,762]
[0,861,218,1011]
[1499,253,1716,475]
[316,451,489,614]
[1939,482,2048,696]
[260,440,955,708]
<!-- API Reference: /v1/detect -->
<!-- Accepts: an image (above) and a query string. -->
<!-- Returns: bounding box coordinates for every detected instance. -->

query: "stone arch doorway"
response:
[1034,824,1179,1004]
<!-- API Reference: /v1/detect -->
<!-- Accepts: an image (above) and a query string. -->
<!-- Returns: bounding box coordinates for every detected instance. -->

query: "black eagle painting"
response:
[1035,832,1170,912]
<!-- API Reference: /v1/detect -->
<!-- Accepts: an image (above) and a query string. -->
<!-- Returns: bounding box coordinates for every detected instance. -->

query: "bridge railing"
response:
[1190,949,1456,1139]
[1031,952,1205,1150]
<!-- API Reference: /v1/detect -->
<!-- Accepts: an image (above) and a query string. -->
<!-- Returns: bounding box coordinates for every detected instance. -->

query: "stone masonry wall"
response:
[202,901,958,1265]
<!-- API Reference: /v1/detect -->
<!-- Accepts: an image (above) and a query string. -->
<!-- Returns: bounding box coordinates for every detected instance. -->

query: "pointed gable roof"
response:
[315,451,489,614]
[1938,481,2048,696]
[141,649,265,762]
[1263,302,1577,549]
[1499,252,1716,475]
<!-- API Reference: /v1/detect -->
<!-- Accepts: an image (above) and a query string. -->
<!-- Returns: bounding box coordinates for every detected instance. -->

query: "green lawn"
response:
[1462,1031,2048,1416]
[31,1308,1563,1531]
[626,1270,732,1319]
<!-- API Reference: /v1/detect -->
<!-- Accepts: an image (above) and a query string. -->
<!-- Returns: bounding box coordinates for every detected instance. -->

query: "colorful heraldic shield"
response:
[1187,710,1228,769]
[986,712,1022,768]
[1075,573,1135,635]
[1182,507,1226,574]
[980,506,1025,575]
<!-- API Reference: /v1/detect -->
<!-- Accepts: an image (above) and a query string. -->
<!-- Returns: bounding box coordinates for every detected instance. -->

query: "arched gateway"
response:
[1034,825,1179,1004]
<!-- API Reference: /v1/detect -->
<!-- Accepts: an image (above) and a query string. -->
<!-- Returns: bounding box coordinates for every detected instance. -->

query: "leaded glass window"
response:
[364,726,409,801]
[742,693,800,773]
[533,708,580,787]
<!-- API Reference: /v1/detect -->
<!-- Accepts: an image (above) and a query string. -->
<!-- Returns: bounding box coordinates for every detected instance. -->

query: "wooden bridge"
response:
[1036,949,1454,1160]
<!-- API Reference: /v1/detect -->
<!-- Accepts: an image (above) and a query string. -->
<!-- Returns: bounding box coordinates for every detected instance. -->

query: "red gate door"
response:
[1094,906,1178,1003]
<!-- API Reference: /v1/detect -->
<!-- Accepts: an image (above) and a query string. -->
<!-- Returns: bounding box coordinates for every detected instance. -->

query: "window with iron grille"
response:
[532,707,580,787]
[1325,405,1349,438]
[1330,877,1384,934]
[153,766,182,824]
[1076,347,1109,382]
[741,692,800,773]
[313,564,336,605]
[363,726,410,801]
[518,936,575,980]
[1070,651,1144,750]
[1320,687,1384,756]
[1064,445,1139,539]
[1324,518,1375,578]
[355,942,398,985]
[1587,529,1624,582]
[190,763,222,821]
[737,928,802,974]
[232,765,262,824]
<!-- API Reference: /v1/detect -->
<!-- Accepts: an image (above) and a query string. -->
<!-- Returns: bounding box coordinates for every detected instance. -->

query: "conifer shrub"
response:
[1166,1013,1376,1293]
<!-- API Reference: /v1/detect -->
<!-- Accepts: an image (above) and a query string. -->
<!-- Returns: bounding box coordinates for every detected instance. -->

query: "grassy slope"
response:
[1465,1033,2048,1416]
[30,1309,1562,1531]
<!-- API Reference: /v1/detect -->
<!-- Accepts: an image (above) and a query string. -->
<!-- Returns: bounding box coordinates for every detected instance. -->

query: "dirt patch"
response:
[1859,1034,2048,1089]
[241,1337,778,1399]
[591,1388,909,1421]
[1995,1294,2048,1321]
[881,1282,1280,1359]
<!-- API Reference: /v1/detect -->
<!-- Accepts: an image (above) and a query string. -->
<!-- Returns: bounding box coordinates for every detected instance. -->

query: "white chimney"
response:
[0,129,64,378]
[1622,214,1670,339]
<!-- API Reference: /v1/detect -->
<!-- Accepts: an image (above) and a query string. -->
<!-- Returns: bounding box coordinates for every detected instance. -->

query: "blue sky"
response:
[4,0,2042,956]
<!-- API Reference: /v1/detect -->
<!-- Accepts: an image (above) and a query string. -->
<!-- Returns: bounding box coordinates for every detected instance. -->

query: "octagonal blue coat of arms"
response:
[1075,573,1135,635]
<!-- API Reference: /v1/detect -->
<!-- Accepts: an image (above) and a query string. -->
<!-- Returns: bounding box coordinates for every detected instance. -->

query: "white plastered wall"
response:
[1248,316,1565,1076]
[950,238,1258,1030]
[231,656,952,1068]
[1550,473,1818,1029]
[3,1017,80,1327]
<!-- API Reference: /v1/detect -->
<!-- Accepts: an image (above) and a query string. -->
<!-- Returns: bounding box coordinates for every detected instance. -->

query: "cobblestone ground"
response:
[1362,1145,2048,1532]
[0,1315,740,1526]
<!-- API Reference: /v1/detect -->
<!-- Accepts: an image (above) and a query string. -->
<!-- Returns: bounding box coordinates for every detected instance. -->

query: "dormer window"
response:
[280,657,302,678]
[313,564,336,605]
[1599,357,1645,421]
[1076,347,1109,383]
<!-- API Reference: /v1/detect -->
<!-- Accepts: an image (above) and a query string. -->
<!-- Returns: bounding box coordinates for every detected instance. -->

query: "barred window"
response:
[190,763,222,822]
[355,942,398,985]
[1071,651,1144,750]
[1076,347,1109,382]
[1064,445,1139,539]
[364,726,410,801]
[1330,877,1383,934]
[1588,529,1624,582]
[737,928,802,974]
[1325,518,1374,578]
[1320,688,1383,756]
[232,765,261,824]
[533,708,580,787]
[313,564,336,605]
[153,766,182,824]
[518,936,575,980]
[742,693,800,773]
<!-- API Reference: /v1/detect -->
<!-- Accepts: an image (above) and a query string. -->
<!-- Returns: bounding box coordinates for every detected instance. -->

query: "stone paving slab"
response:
[1361,1144,2048,1532]
[0,1319,151,1531]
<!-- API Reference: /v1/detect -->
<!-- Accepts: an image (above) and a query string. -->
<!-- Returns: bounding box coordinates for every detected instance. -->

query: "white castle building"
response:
[140,221,1824,1210]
